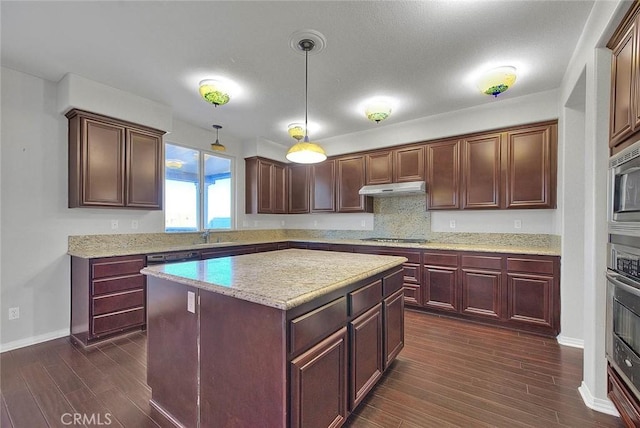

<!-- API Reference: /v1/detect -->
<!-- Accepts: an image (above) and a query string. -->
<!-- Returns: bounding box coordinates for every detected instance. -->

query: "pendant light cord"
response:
[304,47,309,142]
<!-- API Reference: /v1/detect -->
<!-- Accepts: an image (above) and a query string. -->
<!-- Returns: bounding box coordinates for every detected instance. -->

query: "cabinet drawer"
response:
[461,255,502,270]
[93,289,144,316]
[92,273,145,296]
[507,257,554,275]
[92,257,145,279]
[290,297,347,355]
[92,307,145,336]
[424,252,458,267]
[403,263,421,284]
[349,280,382,316]
[383,269,403,297]
[403,284,421,307]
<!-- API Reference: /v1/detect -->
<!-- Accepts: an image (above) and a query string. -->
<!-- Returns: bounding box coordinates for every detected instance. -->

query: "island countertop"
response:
[141,248,407,310]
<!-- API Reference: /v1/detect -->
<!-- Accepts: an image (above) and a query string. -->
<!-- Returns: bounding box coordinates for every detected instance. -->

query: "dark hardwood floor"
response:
[1,310,625,427]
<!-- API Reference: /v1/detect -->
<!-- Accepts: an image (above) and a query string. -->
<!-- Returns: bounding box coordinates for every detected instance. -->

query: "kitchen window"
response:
[164,143,234,232]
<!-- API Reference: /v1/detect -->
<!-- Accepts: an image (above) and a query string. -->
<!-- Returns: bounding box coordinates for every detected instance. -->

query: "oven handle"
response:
[607,271,640,296]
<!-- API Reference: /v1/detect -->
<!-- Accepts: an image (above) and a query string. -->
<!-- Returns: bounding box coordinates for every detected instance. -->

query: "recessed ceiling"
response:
[1,1,594,147]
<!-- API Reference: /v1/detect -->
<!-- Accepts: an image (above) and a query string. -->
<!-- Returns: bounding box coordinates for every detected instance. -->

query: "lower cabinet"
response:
[383,289,405,367]
[608,364,640,427]
[290,327,348,428]
[349,305,383,409]
[461,255,503,320]
[424,252,459,312]
[71,254,147,346]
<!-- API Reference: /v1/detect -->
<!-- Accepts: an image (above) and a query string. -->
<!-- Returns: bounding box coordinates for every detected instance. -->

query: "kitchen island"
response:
[142,249,407,428]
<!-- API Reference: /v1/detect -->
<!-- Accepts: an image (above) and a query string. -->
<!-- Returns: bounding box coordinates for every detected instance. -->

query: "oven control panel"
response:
[618,254,640,279]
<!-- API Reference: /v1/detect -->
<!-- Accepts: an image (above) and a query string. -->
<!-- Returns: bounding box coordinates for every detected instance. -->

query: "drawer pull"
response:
[625,358,633,368]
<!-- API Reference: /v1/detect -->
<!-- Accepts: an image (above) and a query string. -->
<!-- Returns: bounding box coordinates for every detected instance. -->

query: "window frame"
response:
[164,142,236,232]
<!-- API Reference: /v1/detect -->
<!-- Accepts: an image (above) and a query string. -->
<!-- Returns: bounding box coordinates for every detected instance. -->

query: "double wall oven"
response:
[608,140,640,403]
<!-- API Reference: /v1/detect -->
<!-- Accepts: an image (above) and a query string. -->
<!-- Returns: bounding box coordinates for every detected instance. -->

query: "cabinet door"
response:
[311,160,336,212]
[462,134,501,209]
[288,164,310,213]
[461,269,502,319]
[365,151,393,185]
[126,129,162,209]
[504,124,556,209]
[290,327,348,428]
[337,156,373,213]
[507,273,554,328]
[426,140,460,210]
[383,289,404,368]
[81,117,126,207]
[273,163,287,214]
[258,159,274,213]
[394,146,425,182]
[424,265,459,312]
[610,22,636,148]
[349,305,383,410]
[402,263,422,307]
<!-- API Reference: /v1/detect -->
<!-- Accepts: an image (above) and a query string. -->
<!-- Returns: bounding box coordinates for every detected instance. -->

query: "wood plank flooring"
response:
[1,310,625,427]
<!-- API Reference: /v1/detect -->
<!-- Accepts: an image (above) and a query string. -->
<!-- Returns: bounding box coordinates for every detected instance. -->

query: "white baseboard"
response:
[0,328,70,353]
[579,381,620,417]
[557,334,585,348]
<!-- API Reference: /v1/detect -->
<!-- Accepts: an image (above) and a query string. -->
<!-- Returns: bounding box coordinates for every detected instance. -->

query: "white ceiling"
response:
[1,1,594,146]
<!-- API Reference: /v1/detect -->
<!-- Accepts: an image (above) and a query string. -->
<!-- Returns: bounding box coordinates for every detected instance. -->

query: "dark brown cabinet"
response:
[461,255,502,320]
[383,288,405,368]
[505,124,557,209]
[426,139,461,210]
[336,155,373,213]
[349,305,383,409]
[423,251,459,312]
[394,146,425,182]
[288,164,310,213]
[245,157,287,214]
[71,254,147,346]
[67,109,163,209]
[608,2,640,152]
[608,364,640,427]
[291,327,348,428]
[462,133,501,209]
[311,160,336,212]
[506,256,557,330]
[365,151,393,185]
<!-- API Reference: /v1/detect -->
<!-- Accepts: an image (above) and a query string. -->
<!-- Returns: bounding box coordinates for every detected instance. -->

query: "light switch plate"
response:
[187,291,196,313]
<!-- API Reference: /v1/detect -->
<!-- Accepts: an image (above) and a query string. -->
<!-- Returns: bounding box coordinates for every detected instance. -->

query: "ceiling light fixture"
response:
[365,100,392,123]
[288,123,305,141]
[286,39,327,164]
[165,159,184,169]
[477,66,517,97]
[211,124,226,152]
[199,79,230,106]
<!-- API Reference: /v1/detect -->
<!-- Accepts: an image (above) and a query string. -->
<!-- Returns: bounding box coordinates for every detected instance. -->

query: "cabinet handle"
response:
[625,358,633,368]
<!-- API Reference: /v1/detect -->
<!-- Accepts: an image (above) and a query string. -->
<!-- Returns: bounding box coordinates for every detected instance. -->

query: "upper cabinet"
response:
[311,160,336,212]
[288,164,310,214]
[364,146,425,185]
[427,121,557,210]
[245,157,287,214]
[67,109,164,209]
[336,155,373,213]
[426,139,461,210]
[608,2,640,153]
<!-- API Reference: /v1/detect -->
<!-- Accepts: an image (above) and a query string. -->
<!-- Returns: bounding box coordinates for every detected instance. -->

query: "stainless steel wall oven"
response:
[607,234,640,401]
[610,141,640,224]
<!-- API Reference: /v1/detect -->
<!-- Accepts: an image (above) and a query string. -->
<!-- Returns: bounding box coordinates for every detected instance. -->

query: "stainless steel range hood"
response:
[358,181,426,197]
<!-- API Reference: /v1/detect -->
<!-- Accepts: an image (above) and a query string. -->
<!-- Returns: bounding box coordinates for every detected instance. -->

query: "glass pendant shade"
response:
[286,139,327,164]
[210,125,226,151]
[288,123,305,141]
[477,66,517,97]
[365,101,392,123]
[199,79,230,106]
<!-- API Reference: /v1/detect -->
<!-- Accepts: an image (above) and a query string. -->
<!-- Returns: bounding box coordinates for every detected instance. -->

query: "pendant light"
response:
[286,39,327,164]
[211,124,226,152]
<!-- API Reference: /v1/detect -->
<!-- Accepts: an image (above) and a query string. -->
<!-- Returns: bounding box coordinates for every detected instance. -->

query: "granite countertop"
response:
[141,249,407,310]
[68,237,560,259]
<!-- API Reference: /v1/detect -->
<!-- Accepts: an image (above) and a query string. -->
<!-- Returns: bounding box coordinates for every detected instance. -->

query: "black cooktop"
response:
[361,237,428,244]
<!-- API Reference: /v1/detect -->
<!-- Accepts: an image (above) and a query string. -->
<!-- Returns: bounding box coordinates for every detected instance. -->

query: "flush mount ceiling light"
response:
[165,159,184,169]
[286,38,327,164]
[477,66,517,97]
[210,124,226,152]
[365,100,392,123]
[288,123,305,141]
[199,79,230,106]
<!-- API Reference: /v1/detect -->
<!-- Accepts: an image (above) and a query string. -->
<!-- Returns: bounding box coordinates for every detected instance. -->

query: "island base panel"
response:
[147,277,199,428]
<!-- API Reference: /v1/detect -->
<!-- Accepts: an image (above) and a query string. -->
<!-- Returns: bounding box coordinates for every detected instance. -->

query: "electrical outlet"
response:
[8,307,19,320]
[361,220,366,228]
[313,220,318,227]
[281,220,285,226]
[111,220,119,230]
[449,220,456,229]
[131,220,139,229]
[514,219,522,229]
